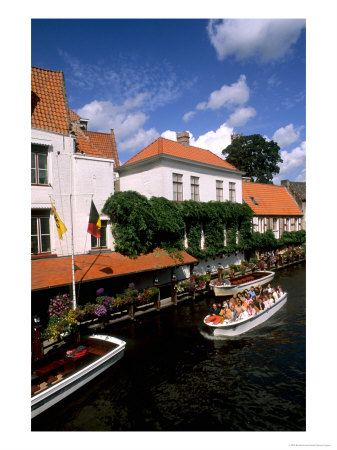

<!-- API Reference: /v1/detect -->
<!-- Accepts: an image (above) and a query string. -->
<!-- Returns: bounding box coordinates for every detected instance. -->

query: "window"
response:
[298,218,302,230]
[290,217,295,231]
[191,176,199,201]
[253,217,259,232]
[229,182,236,202]
[216,180,223,201]
[91,220,107,249]
[173,173,183,201]
[31,210,51,254]
[279,218,284,236]
[31,144,48,185]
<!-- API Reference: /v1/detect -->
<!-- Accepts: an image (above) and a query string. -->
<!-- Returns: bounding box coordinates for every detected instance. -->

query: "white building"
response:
[242,181,303,239]
[116,131,244,203]
[31,66,118,258]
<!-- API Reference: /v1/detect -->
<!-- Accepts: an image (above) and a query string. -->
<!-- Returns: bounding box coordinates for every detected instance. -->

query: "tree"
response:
[222,134,283,183]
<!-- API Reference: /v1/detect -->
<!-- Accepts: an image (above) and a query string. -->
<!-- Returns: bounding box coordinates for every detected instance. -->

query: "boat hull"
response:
[31,334,126,419]
[204,293,287,336]
[210,271,275,297]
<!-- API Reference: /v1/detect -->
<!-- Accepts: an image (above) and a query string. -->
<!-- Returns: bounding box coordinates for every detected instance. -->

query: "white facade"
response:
[31,128,115,257]
[252,216,302,238]
[118,156,243,203]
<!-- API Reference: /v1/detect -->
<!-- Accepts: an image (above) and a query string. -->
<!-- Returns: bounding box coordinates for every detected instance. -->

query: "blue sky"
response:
[31,18,306,183]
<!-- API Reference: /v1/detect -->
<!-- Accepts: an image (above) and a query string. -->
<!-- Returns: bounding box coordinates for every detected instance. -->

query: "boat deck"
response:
[31,338,119,397]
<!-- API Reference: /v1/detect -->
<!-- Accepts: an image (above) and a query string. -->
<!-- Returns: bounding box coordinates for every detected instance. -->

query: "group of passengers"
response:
[205,283,284,325]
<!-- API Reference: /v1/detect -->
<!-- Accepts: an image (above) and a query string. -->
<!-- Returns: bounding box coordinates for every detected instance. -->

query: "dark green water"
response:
[32,264,305,431]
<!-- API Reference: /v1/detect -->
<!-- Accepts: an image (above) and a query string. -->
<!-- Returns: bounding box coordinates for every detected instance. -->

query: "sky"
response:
[31,18,306,184]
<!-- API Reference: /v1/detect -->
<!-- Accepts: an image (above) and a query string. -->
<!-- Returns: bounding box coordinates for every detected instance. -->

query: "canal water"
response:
[32,264,305,432]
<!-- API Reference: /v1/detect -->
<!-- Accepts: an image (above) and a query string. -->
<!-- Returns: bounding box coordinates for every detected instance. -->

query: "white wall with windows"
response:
[31,128,115,257]
[253,215,302,238]
[117,157,243,203]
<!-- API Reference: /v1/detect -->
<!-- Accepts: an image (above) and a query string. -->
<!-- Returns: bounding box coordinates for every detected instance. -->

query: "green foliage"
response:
[223,134,283,183]
[103,191,155,257]
[149,197,185,250]
[102,190,305,258]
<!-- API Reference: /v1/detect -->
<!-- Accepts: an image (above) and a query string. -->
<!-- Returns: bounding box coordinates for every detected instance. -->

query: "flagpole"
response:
[69,192,77,310]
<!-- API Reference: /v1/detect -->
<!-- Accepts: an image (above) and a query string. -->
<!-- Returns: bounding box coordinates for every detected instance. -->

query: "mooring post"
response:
[171,275,177,306]
[154,278,160,311]
[128,302,135,320]
[32,316,44,362]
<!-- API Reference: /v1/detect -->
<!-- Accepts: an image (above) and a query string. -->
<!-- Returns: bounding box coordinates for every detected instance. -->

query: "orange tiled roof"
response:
[31,66,70,135]
[123,137,238,171]
[31,249,197,291]
[85,130,120,166]
[69,108,120,167]
[74,130,106,159]
[69,108,81,122]
[242,182,303,216]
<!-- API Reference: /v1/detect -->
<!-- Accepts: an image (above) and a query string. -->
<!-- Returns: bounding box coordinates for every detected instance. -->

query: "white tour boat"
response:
[31,334,126,418]
[203,292,287,336]
[210,270,275,297]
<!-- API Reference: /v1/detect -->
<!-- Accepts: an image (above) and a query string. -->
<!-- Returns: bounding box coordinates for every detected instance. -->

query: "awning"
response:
[31,249,197,291]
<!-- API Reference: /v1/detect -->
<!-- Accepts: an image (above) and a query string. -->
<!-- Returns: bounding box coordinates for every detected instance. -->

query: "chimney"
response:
[177,131,190,148]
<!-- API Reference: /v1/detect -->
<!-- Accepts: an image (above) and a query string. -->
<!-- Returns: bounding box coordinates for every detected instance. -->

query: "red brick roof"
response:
[69,108,120,167]
[31,249,197,291]
[31,66,71,135]
[123,137,238,171]
[242,182,303,216]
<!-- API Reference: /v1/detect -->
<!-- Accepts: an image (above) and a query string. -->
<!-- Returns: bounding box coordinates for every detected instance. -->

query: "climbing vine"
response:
[103,191,305,258]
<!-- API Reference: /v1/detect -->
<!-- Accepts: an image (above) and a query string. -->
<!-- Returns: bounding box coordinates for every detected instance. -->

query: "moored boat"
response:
[31,334,126,418]
[203,292,287,336]
[210,270,275,297]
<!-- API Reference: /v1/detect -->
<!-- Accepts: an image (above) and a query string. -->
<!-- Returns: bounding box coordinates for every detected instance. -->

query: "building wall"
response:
[119,158,243,203]
[31,128,115,257]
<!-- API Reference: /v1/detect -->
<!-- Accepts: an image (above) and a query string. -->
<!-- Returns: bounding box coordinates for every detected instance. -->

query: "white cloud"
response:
[161,130,177,140]
[273,141,306,184]
[183,111,196,122]
[118,128,159,152]
[76,100,149,139]
[227,106,256,127]
[161,123,233,158]
[197,75,249,110]
[207,19,305,62]
[191,124,233,157]
[273,124,301,148]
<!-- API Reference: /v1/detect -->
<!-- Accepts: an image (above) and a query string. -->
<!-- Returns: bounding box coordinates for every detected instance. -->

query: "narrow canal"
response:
[32,264,305,432]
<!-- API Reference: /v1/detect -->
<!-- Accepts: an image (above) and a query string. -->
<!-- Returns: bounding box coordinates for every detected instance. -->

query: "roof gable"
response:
[242,182,303,216]
[31,66,70,135]
[123,137,238,171]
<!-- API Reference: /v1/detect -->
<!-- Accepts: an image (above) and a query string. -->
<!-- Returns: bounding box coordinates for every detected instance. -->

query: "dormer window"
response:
[250,196,259,205]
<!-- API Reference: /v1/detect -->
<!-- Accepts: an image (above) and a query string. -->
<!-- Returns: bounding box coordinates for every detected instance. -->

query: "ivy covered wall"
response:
[103,191,305,258]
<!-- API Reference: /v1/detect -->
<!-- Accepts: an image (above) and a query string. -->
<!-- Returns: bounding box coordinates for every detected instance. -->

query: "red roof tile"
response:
[31,249,197,291]
[242,182,303,216]
[85,130,120,166]
[31,66,70,135]
[123,137,238,171]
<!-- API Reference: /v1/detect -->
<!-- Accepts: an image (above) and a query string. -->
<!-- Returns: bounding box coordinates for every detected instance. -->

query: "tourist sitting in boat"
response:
[229,304,238,321]
[277,285,284,298]
[247,303,256,316]
[235,300,243,316]
[239,307,249,320]
[263,294,272,309]
[267,283,272,293]
[248,286,256,298]
[223,304,232,321]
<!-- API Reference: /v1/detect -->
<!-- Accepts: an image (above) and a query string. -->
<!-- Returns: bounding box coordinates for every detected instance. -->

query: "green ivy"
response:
[103,191,305,258]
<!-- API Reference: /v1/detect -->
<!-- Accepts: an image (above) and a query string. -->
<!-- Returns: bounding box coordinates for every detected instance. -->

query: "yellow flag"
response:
[50,200,67,239]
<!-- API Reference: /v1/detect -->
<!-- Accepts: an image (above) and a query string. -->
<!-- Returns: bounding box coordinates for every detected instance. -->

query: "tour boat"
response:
[203,292,287,336]
[210,270,275,297]
[31,334,126,418]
